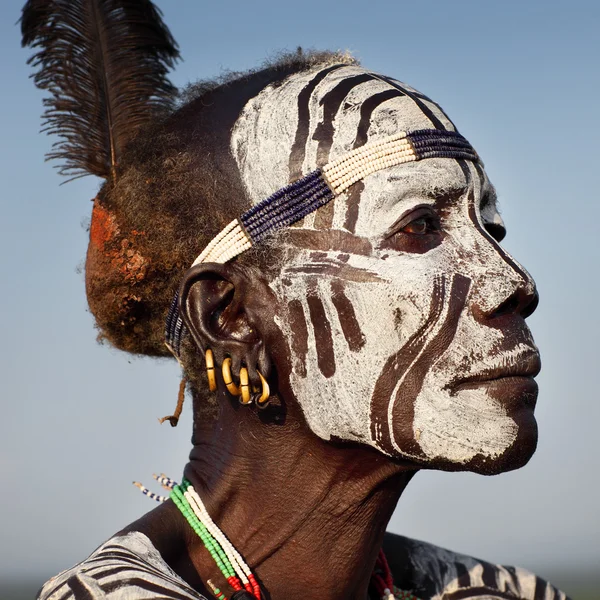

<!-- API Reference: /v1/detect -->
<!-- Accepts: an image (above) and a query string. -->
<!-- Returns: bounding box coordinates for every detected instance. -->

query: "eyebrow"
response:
[387,170,498,206]
[386,175,469,201]
[423,185,468,202]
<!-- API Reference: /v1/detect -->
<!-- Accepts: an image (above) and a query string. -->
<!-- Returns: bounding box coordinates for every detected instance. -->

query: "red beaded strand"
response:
[372,550,420,600]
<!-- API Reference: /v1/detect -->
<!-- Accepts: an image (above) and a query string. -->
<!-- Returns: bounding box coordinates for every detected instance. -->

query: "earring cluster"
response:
[206,349,270,407]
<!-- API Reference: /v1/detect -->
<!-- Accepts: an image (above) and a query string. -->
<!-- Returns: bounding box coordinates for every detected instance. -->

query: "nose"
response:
[490,286,539,319]
[469,235,539,321]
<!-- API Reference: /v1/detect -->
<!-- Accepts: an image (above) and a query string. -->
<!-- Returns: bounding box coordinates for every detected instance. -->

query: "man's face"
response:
[231,65,540,473]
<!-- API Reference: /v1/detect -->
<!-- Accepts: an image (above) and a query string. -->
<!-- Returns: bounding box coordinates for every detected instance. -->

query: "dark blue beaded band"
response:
[165,128,480,357]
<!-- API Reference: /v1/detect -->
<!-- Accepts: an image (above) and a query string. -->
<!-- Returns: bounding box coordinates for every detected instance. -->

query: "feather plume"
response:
[21,0,180,182]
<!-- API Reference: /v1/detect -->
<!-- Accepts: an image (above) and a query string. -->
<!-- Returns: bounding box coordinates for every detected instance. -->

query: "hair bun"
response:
[86,198,171,357]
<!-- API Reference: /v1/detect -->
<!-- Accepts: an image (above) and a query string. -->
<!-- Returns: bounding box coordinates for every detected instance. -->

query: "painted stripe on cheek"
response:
[330,279,366,352]
[286,263,382,284]
[287,298,309,378]
[370,276,447,455]
[306,284,337,378]
[282,229,373,256]
[390,274,471,457]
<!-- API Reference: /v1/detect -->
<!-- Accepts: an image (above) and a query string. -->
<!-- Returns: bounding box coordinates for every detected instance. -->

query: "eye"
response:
[380,205,443,254]
[401,214,440,236]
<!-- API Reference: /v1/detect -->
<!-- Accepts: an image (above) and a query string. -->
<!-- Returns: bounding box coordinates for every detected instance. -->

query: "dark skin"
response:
[120,174,542,597]
[123,261,420,600]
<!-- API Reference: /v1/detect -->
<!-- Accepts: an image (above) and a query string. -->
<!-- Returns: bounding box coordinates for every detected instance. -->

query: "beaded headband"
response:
[165,128,478,357]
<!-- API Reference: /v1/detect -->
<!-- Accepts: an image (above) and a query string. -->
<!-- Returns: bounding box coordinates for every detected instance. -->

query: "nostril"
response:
[522,290,539,319]
[493,294,520,317]
[491,289,539,319]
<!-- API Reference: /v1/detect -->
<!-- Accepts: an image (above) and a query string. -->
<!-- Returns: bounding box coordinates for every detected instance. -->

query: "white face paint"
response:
[230,65,539,471]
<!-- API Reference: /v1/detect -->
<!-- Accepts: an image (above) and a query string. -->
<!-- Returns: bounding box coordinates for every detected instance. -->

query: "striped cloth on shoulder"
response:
[37,532,206,600]
[37,531,571,600]
[397,536,571,600]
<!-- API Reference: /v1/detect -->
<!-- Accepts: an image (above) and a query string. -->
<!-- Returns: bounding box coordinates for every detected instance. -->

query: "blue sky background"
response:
[1,0,598,590]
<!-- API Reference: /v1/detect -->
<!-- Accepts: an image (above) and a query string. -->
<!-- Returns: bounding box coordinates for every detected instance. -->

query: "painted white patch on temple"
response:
[230,65,539,467]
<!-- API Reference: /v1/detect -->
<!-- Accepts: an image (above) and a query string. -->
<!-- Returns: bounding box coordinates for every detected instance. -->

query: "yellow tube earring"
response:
[221,357,241,396]
[213,355,270,407]
[256,371,270,407]
[205,349,217,392]
[239,368,251,404]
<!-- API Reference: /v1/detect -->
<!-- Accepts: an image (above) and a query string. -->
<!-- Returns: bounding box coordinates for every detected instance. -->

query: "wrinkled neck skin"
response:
[182,398,415,600]
[128,394,416,600]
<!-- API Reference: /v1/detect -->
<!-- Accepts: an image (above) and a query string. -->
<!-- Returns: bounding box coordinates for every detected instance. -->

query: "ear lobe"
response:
[177,263,271,388]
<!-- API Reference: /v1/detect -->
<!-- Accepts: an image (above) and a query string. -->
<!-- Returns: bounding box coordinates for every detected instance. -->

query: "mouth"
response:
[448,352,541,407]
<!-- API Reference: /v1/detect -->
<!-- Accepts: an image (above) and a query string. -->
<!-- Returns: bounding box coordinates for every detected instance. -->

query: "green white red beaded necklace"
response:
[135,475,420,600]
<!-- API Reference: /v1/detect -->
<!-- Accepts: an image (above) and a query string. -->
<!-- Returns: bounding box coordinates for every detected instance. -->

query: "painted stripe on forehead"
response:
[316,86,405,231]
[409,87,457,132]
[343,88,406,234]
[376,75,450,131]
[313,73,374,230]
[309,73,453,232]
[533,575,548,599]
[481,562,499,589]
[288,64,347,181]
[354,88,405,148]
[312,73,374,165]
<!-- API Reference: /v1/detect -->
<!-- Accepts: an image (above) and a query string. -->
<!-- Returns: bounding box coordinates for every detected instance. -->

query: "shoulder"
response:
[37,531,207,600]
[382,532,571,600]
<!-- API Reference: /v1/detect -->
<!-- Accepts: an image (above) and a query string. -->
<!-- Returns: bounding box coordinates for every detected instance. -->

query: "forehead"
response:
[231,65,458,201]
[349,158,499,239]
[230,65,500,238]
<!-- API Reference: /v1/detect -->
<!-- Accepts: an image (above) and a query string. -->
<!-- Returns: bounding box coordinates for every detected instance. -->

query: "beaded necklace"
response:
[136,475,420,600]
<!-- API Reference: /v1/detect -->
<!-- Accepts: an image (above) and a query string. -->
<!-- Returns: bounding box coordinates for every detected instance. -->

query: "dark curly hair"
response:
[84,50,357,418]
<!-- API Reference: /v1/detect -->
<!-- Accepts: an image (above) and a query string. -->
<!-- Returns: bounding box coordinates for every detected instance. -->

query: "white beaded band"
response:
[192,220,252,266]
[322,132,415,194]
[166,128,478,356]
[184,486,253,585]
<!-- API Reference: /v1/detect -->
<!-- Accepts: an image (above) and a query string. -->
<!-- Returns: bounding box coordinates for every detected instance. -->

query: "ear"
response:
[178,262,273,388]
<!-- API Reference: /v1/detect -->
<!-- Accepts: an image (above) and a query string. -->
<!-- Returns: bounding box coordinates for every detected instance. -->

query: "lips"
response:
[449,351,541,390]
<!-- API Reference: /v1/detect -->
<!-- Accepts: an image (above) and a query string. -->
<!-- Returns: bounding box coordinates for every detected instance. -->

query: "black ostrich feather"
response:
[21,0,180,182]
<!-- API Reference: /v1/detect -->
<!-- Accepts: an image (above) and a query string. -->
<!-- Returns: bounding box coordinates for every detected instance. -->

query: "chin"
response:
[471,409,539,475]
[413,409,539,475]
[388,379,540,475]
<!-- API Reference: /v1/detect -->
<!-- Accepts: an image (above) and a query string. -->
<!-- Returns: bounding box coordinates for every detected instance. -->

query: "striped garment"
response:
[37,532,570,599]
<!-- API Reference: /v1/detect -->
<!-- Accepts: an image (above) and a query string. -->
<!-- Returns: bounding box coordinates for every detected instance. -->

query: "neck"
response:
[179,399,416,600]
